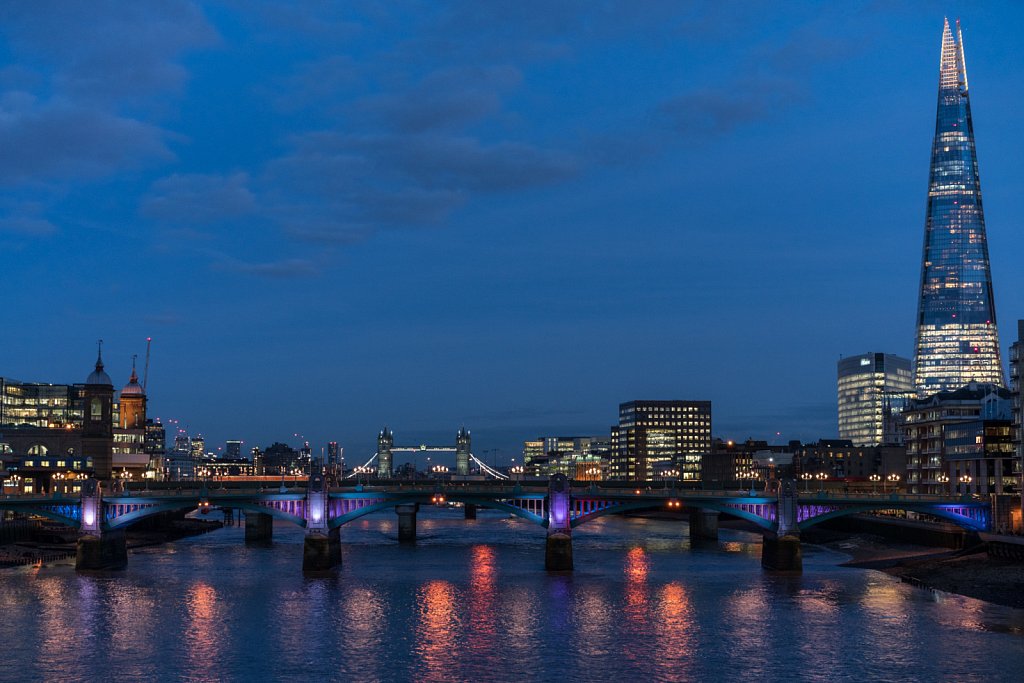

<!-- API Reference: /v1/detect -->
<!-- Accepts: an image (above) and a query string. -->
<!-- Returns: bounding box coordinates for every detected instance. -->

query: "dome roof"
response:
[121,366,145,397]
[86,349,112,386]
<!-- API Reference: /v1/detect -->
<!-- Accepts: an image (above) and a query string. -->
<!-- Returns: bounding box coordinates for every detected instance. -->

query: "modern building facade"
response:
[0,378,84,428]
[903,382,1011,494]
[610,400,711,482]
[838,353,915,445]
[521,436,610,478]
[913,19,1004,395]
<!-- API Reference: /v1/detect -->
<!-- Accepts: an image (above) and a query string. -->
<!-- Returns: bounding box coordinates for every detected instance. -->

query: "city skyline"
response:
[5,4,1024,458]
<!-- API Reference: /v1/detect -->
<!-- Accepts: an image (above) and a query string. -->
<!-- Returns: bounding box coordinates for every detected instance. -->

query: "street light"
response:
[936,473,950,496]
[958,473,972,495]
[510,465,525,481]
[815,472,828,492]
[885,473,900,494]
[869,473,881,495]
[801,472,814,492]
[661,469,679,490]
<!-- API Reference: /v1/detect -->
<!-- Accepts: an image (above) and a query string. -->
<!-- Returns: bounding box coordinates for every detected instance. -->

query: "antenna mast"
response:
[143,337,152,391]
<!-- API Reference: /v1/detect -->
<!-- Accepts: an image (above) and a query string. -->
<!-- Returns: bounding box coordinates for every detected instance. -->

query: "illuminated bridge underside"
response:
[1,489,991,533]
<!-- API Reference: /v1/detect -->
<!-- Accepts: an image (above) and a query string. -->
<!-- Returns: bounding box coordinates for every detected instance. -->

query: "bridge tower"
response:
[761,476,802,572]
[377,427,393,479]
[75,479,127,570]
[545,473,573,570]
[303,472,341,571]
[456,427,471,477]
[82,344,115,481]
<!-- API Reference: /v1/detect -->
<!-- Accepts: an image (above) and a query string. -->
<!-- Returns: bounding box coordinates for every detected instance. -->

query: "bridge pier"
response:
[75,480,127,570]
[464,503,477,520]
[302,472,340,571]
[76,529,128,571]
[244,512,273,544]
[303,527,341,571]
[762,475,801,571]
[761,534,802,572]
[396,503,419,543]
[689,508,719,541]
[545,474,573,570]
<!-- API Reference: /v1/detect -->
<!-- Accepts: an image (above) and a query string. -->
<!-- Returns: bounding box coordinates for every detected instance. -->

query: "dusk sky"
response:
[4,2,1024,464]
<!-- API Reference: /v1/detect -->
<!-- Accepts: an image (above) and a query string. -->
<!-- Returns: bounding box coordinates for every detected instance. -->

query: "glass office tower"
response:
[838,353,915,446]
[914,19,1004,395]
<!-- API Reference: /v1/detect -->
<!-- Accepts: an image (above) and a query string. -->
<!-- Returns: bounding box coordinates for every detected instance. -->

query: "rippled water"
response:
[2,510,1023,682]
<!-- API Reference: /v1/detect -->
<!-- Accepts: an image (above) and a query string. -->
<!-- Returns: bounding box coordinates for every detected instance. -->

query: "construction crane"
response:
[142,337,152,391]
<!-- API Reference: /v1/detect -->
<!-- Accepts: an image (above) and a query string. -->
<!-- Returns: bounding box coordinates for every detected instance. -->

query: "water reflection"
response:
[185,582,221,679]
[414,580,460,682]
[467,545,497,642]
[624,546,650,618]
[654,582,695,679]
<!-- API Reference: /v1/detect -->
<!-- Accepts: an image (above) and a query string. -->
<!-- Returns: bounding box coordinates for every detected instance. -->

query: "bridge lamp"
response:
[869,473,881,494]
[801,472,814,492]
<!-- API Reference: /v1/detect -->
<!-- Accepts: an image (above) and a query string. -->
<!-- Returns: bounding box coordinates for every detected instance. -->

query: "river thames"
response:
[2,510,1023,682]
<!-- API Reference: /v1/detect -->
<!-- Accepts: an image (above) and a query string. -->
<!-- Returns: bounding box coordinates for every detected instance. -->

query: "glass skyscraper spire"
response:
[913,18,1003,395]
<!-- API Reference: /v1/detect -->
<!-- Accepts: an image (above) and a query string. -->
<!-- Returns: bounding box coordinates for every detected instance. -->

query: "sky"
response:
[3,1,1024,466]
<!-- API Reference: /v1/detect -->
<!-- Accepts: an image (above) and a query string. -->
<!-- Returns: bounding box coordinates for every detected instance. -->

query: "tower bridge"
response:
[365,426,505,479]
[0,474,989,572]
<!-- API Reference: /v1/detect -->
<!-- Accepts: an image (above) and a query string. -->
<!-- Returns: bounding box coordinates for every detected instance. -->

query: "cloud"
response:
[0,212,57,236]
[355,65,522,133]
[0,1,218,102]
[658,78,804,136]
[213,256,320,278]
[269,55,361,112]
[141,173,257,223]
[0,102,173,184]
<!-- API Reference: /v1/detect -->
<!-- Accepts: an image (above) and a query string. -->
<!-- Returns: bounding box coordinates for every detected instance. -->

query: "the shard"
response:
[913,18,1004,395]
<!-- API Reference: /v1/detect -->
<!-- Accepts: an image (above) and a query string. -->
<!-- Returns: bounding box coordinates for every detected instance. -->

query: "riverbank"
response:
[0,518,223,568]
[811,530,1024,610]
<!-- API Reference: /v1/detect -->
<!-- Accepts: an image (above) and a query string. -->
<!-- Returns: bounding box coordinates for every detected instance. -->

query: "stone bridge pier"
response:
[396,503,419,543]
[761,477,801,572]
[303,474,340,571]
[76,480,127,571]
[545,474,573,570]
[689,508,719,541]
[245,512,273,544]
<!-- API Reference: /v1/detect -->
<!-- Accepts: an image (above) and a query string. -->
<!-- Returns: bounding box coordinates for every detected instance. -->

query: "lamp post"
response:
[869,473,881,495]
[510,465,524,482]
[662,469,679,490]
[958,473,972,496]
[801,472,813,492]
[816,472,828,493]
[886,473,900,494]
[936,473,950,497]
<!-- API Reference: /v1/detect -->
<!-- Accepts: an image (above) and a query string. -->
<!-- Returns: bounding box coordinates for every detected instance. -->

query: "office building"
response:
[913,19,1004,394]
[610,400,711,482]
[903,382,1011,494]
[838,353,914,445]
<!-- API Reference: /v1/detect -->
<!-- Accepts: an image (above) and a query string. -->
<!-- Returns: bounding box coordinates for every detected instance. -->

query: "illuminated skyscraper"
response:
[914,19,1004,395]
[837,353,914,446]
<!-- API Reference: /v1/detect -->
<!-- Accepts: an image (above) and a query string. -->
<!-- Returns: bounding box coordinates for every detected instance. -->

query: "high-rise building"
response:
[913,19,1004,395]
[609,400,711,482]
[838,353,915,446]
[225,440,242,459]
[327,441,340,466]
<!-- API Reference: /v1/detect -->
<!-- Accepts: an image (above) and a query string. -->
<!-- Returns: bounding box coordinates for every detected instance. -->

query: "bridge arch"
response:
[798,503,988,532]
[103,497,308,530]
[568,498,778,532]
[327,494,547,528]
